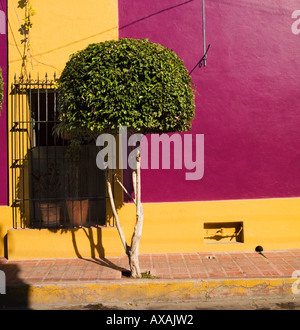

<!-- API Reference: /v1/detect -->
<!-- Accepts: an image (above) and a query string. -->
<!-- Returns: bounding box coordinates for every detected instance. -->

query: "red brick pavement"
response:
[0,250,300,285]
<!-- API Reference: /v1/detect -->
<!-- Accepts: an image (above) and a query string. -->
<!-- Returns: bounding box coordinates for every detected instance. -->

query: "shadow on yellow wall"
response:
[0,207,13,258]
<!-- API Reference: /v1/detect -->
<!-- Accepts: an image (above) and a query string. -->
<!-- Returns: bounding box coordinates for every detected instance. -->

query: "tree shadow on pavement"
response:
[0,261,30,310]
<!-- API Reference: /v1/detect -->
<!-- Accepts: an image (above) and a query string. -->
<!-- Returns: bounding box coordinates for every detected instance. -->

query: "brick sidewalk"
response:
[1,250,300,286]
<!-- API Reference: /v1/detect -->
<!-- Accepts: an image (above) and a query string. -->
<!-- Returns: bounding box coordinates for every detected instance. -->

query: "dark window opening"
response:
[11,76,107,229]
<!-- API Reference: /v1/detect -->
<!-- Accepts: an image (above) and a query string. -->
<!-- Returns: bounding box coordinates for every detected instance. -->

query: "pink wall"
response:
[0,0,7,205]
[121,0,300,203]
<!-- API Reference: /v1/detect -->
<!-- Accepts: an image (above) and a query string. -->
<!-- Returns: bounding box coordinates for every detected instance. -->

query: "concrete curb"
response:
[0,277,297,309]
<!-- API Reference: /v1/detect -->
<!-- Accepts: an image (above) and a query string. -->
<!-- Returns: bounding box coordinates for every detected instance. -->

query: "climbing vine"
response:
[17,0,36,75]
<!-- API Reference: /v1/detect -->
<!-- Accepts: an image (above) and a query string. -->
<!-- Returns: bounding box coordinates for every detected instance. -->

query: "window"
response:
[11,75,107,229]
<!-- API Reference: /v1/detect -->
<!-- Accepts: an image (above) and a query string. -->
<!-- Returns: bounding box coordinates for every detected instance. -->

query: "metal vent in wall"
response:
[204,222,244,244]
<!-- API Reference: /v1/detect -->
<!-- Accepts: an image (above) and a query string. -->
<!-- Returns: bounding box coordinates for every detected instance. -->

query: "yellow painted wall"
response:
[7,226,123,260]
[121,198,300,254]
[1,0,119,256]
[7,0,119,207]
[7,198,300,260]
[0,207,13,257]
[8,0,118,78]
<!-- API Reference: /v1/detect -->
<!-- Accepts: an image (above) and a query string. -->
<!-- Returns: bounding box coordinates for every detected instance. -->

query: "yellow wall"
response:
[121,198,300,254]
[7,198,300,260]
[8,0,118,78]
[0,207,13,257]
[7,226,124,260]
[1,0,119,256]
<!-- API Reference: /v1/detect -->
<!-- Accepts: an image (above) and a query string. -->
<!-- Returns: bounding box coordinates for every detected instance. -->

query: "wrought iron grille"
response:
[11,74,108,229]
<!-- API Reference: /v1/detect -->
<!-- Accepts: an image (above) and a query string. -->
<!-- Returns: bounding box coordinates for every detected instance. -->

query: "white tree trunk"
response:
[132,169,137,198]
[128,148,144,278]
[105,149,144,278]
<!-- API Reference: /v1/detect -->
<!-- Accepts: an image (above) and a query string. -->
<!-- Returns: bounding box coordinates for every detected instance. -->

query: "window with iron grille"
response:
[11,74,107,229]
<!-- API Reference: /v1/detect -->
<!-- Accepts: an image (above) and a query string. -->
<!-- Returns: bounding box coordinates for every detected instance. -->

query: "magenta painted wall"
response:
[119,0,300,203]
[0,0,7,205]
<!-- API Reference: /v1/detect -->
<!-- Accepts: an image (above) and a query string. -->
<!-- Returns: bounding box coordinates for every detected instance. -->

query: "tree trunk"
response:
[105,148,144,278]
[105,169,128,252]
[128,148,144,278]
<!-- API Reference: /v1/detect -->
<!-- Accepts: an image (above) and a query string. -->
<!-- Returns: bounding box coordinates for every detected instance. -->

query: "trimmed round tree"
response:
[57,38,196,277]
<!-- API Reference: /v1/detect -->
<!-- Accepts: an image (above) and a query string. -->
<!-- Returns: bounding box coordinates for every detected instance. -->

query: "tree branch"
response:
[114,174,136,205]
[105,169,128,253]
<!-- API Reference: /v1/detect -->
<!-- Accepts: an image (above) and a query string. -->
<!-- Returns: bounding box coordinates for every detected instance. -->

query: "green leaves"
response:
[57,38,196,136]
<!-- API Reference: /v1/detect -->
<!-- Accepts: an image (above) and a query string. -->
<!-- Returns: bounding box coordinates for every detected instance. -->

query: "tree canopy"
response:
[57,38,195,136]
